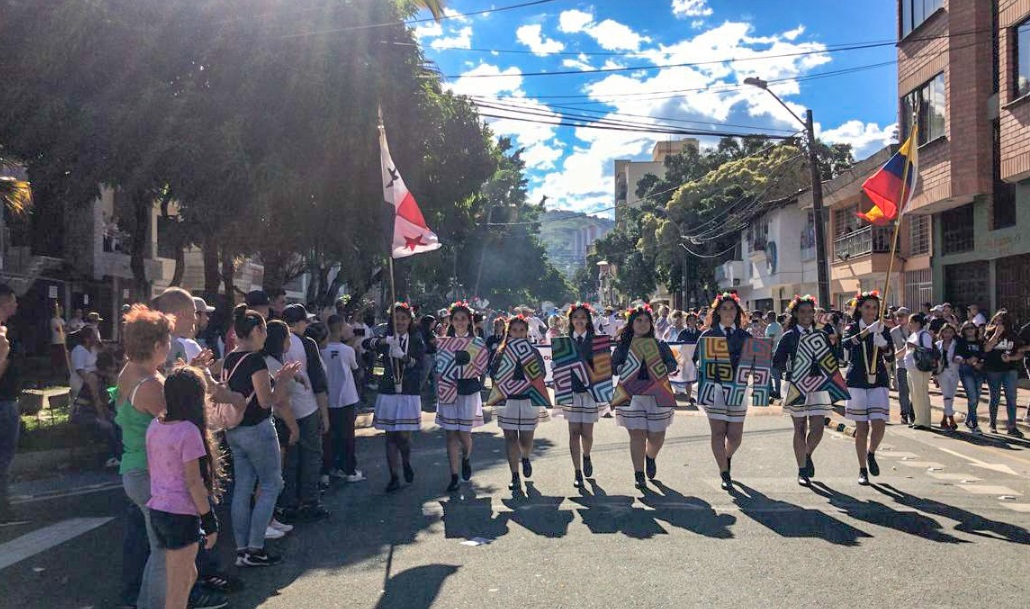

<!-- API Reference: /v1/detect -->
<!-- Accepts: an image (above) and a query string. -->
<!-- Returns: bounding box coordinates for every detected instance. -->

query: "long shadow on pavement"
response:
[568,480,667,539]
[873,483,1030,545]
[374,563,460,609]
[640,481,736,539]
[730,482,869,546]
[808,481,966,544]
[500,481,575,538]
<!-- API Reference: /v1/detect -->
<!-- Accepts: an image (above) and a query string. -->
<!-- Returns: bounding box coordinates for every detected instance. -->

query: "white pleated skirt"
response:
[700,383,748,423]
[845,387,890,422]
[497,398,545,431]
[436,392,485,432]
[784,390,833,419]
[616,395,674,432]
[374,394,422,432]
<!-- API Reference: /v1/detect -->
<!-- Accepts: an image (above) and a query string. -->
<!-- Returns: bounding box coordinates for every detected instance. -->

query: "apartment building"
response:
[898,0,1030,323]
[613,139,699,226]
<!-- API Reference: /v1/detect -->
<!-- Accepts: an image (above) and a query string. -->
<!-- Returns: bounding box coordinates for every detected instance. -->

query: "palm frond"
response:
[419,0,445,21]
[0,177,33,216]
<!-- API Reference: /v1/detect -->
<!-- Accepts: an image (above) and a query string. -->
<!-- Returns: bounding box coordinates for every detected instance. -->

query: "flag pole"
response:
[870,118,916,374]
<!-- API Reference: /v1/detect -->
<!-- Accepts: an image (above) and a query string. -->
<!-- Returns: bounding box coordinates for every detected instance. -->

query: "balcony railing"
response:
[834,225,894,261]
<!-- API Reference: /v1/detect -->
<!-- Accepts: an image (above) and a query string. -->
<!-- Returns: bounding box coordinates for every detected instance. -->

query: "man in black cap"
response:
[281,303,330,521]
[245,290,272,320]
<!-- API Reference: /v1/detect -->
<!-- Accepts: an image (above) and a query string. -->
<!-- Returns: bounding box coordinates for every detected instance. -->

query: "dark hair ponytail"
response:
[233,303,265,339]
[163,367,224,500]
[262,320,290,361]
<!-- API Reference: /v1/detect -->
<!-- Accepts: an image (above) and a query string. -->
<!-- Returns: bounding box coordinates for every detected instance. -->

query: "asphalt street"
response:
[2,403,1030,609]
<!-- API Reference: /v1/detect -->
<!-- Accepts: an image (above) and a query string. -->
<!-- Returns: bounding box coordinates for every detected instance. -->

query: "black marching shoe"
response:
[446,474,460,493]
[385,477,401,493]
[634,471,647,490]
[720,470,733,491]
[508,472,521,491]
[521,458,533,478]
[582,455,594,478]
[867,452,880,477]
[797,468,810,487]
[645,456,657,480]
[403,461,415,484]
[805,454,815,478]
[461,458,473,482]
[573,470,584,489]
[858,468,870,486]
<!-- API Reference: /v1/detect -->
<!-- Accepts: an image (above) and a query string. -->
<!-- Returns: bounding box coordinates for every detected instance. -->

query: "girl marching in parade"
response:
[490,315,547,492]
[437,301,483,492]
[564,303,601,489]
[772,295,831,486]
[612,305,677,490]
[369,303,425,493]
[843,291,892,485]
[696,293,751,491]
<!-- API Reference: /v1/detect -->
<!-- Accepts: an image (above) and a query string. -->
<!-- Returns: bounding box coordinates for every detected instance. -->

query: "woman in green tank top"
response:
[115,305,173,609]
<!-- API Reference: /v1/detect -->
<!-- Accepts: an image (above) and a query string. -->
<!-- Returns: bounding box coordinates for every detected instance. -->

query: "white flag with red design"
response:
[380,124,440,259]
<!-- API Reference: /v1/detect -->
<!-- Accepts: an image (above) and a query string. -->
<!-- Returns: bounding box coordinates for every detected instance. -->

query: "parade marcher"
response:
[935,323,961,431]
[889,307,913,424]
[695,293,750,491]
[436,301,484,492]
[842,291,892,486]
[564,303,602,488]
[983,311,1027,438]
[490,316,547,492]
[903,313,935,431]
[613,304,677,490]
[368,303,425,492]
[772,295,832,486]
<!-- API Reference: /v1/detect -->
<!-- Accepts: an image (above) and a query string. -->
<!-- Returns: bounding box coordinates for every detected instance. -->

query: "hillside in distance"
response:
[539,210,615,278]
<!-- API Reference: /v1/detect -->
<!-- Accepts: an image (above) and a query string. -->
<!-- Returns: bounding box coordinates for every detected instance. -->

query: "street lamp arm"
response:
[744,77,806,128]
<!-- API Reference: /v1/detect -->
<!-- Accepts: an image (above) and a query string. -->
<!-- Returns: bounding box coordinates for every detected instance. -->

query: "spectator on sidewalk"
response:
[983,311,1027,438]
[0,285,21,523]
[903,313,934,431]
[1021,319,1030,424]
[968,304,987,328]
[69,326,101,404]
[957,322,985,434]
[890,308,913,425]
[320,316,364,483]
[50,302,68,379]
[67,308,86,334]
[935,324,961,431]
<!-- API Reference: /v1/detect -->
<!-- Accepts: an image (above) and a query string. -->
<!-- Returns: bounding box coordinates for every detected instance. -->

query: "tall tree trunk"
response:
[220,248,236,311]
[129,191,150,301]
[202,233,220,297]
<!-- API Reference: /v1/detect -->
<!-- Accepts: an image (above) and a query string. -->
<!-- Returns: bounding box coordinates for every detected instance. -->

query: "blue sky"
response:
[415,0,900,215]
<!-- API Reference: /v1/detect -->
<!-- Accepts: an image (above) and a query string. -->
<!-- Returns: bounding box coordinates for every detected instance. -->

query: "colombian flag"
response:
[858,126,919,226]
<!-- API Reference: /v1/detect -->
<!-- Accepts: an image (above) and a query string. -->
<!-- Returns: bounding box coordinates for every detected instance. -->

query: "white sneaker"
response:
[264,526,285,540]
[345,471,366,483]
[269,518,293,533]
[319,474,331,487]
[329,468,347,480]
[104,457,120,468]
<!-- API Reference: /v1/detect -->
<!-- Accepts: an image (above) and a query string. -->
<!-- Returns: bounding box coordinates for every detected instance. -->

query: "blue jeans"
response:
[896,368,912,417]
[120,498,150,606]
[279,412,322,510]
[227,419,283,551]
[984,369,1019,429]
[0,400,19,514]
[959,366,983,425]
[122,469,166,609]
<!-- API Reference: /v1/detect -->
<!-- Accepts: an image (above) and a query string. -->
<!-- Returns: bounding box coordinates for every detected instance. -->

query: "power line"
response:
[477,110,796,139]
[281,0,565,38]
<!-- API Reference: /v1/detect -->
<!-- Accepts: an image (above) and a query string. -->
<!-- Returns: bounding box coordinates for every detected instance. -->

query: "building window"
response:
[748,217,768,252]
[940,204,975,255]
[800,211,817,261]
[908,214,930,256]
[992,119,1017,229]
[1015,19,1030,99]
[833,204,860,238]
[900,0,943,38]
[901,73,946,146]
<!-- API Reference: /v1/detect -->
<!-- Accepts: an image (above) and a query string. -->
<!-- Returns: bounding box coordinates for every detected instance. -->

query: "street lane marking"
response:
[937,447,1020,476]
[10,482,124,505]
[927,473,980,481]
[876,451,920,459]
[956,485,1022,496]
[999,503,1030,513]
[0,518,113,572]
[897,461,945,469]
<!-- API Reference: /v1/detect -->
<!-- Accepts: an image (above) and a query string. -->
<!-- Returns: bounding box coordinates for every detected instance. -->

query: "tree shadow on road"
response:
[730,483,869,546]
[640,481,736,540]
[375,563,460,609]
[568,480,666,539]
[808,481,966,544]
[873,483,1030,545]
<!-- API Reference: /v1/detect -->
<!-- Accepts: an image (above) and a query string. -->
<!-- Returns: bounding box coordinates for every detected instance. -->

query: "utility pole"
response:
[805,109,831,308]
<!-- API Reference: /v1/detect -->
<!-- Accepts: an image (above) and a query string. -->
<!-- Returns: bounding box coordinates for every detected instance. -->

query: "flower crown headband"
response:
[624,304,653,320]
[567,301,593,316]
[507,314,530,326]
[448,300,474,316]
[710,292,742,309]
[848,290,880,308]
[787,294,818,312]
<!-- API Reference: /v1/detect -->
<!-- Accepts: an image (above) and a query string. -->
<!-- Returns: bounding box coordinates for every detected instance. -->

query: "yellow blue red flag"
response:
[858,126,919,226]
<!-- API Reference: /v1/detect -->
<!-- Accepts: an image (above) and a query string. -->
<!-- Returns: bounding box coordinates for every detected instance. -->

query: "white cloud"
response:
[447,63,523,98]
[558,9,594,33]
[819,120,898,159]
[782,25,805,40]
[562,53,594,70]
[672,0,713,18]
[413,21,443,39]
[430,26,472,50]
[515,24,565,56]
[442,8,469,22]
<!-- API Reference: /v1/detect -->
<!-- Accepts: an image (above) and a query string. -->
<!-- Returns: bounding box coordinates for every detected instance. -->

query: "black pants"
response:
[326,407,358,475]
